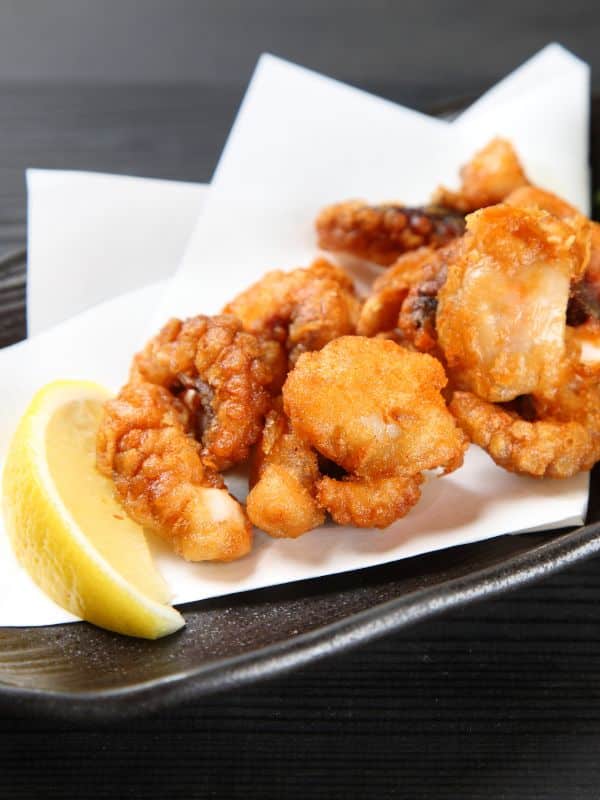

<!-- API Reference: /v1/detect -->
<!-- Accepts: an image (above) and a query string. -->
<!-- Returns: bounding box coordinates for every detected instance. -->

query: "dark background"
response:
[2,2,600,798]
[2,0,600,260]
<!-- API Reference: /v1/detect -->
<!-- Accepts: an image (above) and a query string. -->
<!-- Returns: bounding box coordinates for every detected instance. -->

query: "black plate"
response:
[1,96,599,724]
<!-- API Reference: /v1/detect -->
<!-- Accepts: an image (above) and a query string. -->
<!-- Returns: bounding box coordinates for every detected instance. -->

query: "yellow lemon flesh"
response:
[2,380,184,639]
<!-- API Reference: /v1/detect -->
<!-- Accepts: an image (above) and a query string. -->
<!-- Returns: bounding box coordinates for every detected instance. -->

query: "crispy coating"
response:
[315,200,465,266]
[505,185,591,279]
[246,402,325,538]
[450,385,600,478]
[505,185,584,220]
[317,473,424,529]
[96,382,252,561]
[131,314,273,470]
[357,247,437,338]
[587,222,600,299]
[437,205,585,403]
[433,138,529,213]
[357,244,454,356]
[282,337,466,528]
[223,259,360,368]
[284,336,467,478]
[505,186,597,325]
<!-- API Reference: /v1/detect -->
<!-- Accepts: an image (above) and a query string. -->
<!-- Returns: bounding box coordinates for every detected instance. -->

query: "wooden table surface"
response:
[2,53,600,800]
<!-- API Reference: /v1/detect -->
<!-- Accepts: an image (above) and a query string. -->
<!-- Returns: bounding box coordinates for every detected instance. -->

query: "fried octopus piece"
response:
[433,137,530,213]
[586,222,600,304]
[315,200,465,266]
[504,184,597,323]
[357,246,437,338]
[357,244,455,355]
[505,185,591,279]
[283,337,467,529]
[450,372,600,479]
[222,259,360,368]
[317,473,424,529]
[96,382,252,561]
[246,401,325,538]
[372,186,594,353]
[437,205,587,403]
[130,314,273,471]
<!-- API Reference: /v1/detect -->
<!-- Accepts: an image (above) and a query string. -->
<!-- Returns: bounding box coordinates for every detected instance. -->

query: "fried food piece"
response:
[437,205,586,403]
[586,222,600,302]
[315,200,465,266]
[223,259,360,368]
[505,186,598,324]
[246,402,325,538]
[281,337,466,528]
[357,244,455,356]
[506,186,600,326]
[564,223,600,326]
[284,337,466,478]
[96,382,252,561]
[505,184,584,219]
[317,473,424,529]
[505,185,591,279]
[433,138,529,213]
[131,314,273,470]
[450,383,600,479]
[357,246,437,338]
[360,187,595,352]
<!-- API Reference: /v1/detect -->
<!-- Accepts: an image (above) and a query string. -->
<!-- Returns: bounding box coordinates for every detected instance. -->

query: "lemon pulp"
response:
[46,397,170,602]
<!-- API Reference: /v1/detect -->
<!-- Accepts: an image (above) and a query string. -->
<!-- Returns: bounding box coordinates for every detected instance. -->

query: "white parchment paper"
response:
[1,43,590,626]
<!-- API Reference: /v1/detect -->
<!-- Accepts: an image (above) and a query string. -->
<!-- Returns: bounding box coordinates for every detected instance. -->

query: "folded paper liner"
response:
[0,43,591,626]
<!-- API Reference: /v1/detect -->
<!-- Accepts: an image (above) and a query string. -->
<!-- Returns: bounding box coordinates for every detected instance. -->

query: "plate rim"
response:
[1,516,599,722]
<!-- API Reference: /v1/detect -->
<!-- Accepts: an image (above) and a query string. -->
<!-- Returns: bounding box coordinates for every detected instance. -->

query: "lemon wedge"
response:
[2,380,184,639]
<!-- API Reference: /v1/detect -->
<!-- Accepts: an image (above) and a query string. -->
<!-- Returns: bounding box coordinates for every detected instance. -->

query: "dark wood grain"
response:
[0,249,25,346]
[2,73,600,800]
[3,566,600,799]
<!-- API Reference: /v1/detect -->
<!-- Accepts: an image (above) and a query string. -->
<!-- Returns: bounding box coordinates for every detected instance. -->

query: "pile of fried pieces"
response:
[95,138,600,563]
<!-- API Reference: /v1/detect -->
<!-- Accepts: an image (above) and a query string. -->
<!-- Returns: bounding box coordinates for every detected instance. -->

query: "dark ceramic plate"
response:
[1,96,600,724]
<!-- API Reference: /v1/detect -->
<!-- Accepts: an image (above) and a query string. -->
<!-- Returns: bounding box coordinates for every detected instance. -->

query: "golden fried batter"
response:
[504,185,597,326]
[437,205,586,403]
[317,473,424,529]
[246,402,325,538]
[357,244,456,357]
[506,185,584,219]
[96,382,252,561]
[131,314,273,470]
[450,385,600,479]
[315,200,465,266]
[588,222,600,294]
[223,259,360,368]
[433,138,529,213]
[284,337,466,479]
[505,185,591,279]
[277,336,466,528]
